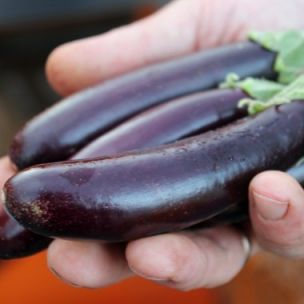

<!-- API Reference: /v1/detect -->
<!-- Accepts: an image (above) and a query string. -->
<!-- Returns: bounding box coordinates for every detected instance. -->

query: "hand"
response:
[13,0,304,290]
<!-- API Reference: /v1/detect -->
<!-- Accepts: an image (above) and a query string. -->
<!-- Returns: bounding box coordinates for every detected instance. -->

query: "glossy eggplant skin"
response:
[10,42,276,169]
[193,159,304,227]
[4,101,304,242]
[74,89,247,159]
[0,206,51,259]
[0,88,246,259]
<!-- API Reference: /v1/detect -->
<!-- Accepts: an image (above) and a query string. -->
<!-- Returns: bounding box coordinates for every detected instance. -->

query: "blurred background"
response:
[0,1,218,303]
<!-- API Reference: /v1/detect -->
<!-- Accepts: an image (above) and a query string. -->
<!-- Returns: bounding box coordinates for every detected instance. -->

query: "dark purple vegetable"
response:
[4,101,304,242]
[193,203,249,228]
[0,87,248,260]
[10,41,276,169]
[194,160,304,228]
[74,89,247,159]
[2,161,304,260]
[0,206,51,259]
[0,88,247,259]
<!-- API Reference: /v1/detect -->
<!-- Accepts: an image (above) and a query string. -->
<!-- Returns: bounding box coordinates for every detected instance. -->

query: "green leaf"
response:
[220,73,285,101]
[249,30,304,84]
[238,74,304,115]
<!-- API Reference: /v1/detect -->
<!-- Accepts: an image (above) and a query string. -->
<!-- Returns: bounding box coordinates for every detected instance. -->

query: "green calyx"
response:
[220,73,285,101]
[220,30,304,116]
[249,30,304,84]
[238,74,304,115]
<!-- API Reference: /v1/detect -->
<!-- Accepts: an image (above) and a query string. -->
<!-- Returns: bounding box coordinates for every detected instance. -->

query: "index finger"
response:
[46,0,304,96]
[45,0,224,96]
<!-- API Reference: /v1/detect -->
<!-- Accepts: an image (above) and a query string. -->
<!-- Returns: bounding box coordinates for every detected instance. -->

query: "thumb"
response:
[249,171,304,259]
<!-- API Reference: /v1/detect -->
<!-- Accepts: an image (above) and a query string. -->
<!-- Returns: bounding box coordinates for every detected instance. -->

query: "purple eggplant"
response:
[0,88,247,259]
[74,89,247,159]
[203,161,304,227]
[0,206,51,259]
[0,88,248,259]
[193,203,249,228]
[10,41,276,169]
[4,101,304,242]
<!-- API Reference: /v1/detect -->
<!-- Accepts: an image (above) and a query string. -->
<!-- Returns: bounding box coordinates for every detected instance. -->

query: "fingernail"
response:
[49,267,83,288]
[242,236,251,258]
[253,191,288,221]
[129,267,168,282]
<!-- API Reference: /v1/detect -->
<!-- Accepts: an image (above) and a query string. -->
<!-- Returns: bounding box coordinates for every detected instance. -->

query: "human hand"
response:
[33,0,304,290]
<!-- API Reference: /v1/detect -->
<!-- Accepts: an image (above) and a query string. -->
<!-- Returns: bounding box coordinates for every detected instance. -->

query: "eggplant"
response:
[199,161,304,228]
[0,88,247,259]
[10,41,276,169]
[0,87,249,259]
[0,206,51,259]
[4,101,304,242]
[1,161,304,260]
[74,89,247,159]
[193,203,249,228]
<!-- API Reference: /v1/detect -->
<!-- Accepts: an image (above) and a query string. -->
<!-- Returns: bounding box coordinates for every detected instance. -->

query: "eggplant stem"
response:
[239,74,304,115]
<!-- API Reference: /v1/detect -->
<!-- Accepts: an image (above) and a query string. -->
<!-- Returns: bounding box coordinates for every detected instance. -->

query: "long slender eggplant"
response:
[0,206,51,259]
[2,160,304,260]
[10,41,276,169]
[74,89,247,159]
[0,87,249,259]
[4,101,304,242]
[0,88,247,259]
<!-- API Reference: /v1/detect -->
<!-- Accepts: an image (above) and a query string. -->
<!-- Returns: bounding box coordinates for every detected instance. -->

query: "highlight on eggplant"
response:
[0,81,285,259]
[10,40,276,169]
[74,76,284,160]
[0,82,262,260]
[74,89,248,159]
[3,31,304,258]
[0,88,249,260]
[11,30,304,169]
[4,101,304,242]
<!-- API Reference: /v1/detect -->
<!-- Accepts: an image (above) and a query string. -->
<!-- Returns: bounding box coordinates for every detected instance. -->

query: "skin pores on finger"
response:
[47,240,131,288]
[249,171,304,258]
[126,227,248,291]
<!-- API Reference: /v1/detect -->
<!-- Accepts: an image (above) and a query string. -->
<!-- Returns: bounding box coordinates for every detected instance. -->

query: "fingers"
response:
[0,156,17,215]
[46,0,204,96]
[47,239,132,288]
[126,227,249,291]
[47,226,249,290]
[249,171,304,258]
[45,171,304,289]
[46,0,304,96]
[0,156,16,188]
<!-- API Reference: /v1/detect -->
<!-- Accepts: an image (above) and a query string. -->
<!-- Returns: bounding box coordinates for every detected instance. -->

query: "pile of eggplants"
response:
[1,30,304,258]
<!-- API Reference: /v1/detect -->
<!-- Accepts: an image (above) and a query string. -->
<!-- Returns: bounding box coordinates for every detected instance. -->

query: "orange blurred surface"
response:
[0,252,218,304]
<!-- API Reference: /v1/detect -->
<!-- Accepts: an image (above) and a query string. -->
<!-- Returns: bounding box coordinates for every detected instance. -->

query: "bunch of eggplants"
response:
[2,30,304,259]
